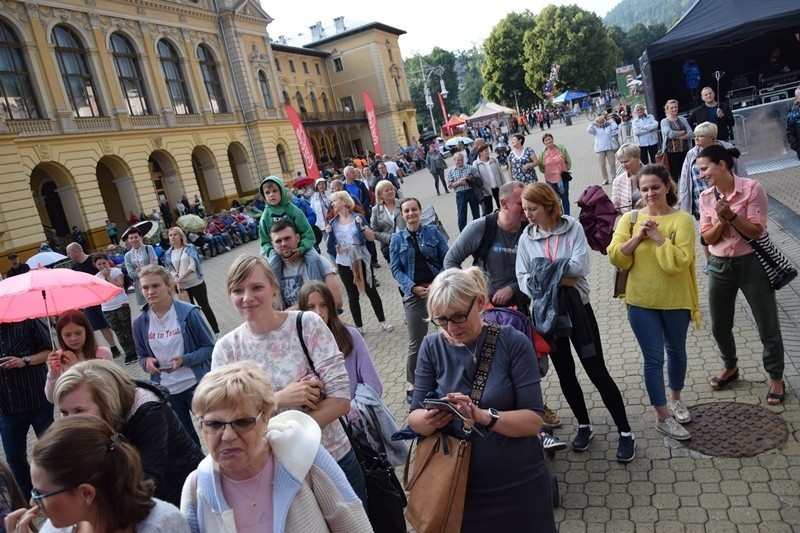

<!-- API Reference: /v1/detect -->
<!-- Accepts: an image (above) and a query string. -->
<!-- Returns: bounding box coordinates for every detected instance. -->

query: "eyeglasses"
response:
[31,486,76,511]
[199,412,262,435]
[431,296,477,327]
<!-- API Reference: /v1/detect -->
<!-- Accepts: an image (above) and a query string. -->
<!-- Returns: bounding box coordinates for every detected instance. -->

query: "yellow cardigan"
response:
[607,210,701,328]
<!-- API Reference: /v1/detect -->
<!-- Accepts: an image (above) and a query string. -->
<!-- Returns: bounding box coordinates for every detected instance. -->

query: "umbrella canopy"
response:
[577,185,618,255]
[293,176,315,189]
[176,214,206,233]
[552,90,588,104]
[25,251,68,268]
[0,269,123,323]
[120,220,158,242]
[444,137,474,148]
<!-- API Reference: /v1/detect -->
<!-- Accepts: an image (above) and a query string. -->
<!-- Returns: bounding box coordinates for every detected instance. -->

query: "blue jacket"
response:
[164,244,204,278]
[133,300,213,385]
[389,224,449,297]
[326,213,369,256]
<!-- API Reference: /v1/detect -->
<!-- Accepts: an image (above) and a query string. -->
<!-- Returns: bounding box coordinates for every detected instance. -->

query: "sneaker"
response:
[543,404,562,428]
[616,434,636,463]
[380,322,394,332]
[655,417,691,440]
[110,346,120,356]
[572,425,593,452]
[541,431,568,452]
[669,400,692,424]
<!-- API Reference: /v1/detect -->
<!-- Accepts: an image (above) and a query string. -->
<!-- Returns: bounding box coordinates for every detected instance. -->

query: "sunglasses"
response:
[431,296,477,327]
[199,412,262,435]
[31,486,76,511]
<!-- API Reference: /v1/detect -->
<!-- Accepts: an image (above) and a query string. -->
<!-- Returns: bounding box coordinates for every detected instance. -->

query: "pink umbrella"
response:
[0,268,123,346]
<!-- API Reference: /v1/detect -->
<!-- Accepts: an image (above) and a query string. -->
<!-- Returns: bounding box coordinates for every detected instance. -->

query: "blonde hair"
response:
[616,143,641,161]
[168,226,187,246]
[138,265,172,288]
[694,121,718,139]
[226,254,278,296]
[374,180,396,205]
[426,267,487,320]
[192,361,276,417]
[331,190,355,210]
[664,99,679,112]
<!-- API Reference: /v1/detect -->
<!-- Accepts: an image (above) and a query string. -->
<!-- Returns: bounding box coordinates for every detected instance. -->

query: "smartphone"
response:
[423,399,484,436]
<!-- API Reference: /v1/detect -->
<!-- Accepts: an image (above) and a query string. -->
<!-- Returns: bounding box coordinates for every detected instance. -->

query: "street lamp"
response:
[410,58,448,136]
[511,90,520,115]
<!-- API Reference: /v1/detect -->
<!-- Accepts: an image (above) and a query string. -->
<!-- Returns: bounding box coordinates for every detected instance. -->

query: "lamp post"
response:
[410,57,448,136]
[511,90,520,115]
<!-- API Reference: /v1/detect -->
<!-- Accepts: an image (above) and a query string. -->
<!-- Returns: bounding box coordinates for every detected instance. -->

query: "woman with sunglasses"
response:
[181,361,370,532]
[5,415,188,532]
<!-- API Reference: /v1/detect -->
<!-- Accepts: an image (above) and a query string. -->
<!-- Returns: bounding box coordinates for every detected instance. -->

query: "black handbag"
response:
[340,418,407,533]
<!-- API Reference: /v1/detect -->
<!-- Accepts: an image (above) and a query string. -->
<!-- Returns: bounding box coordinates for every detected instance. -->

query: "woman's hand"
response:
[60,350,78,368]
[169,356,184,372]
[641,218,665,245]
[276,374,325,411]
[4,507,39,533]
[443,392,487,426]
[714,197,735,221]
[411,285,429,298]
[47,350,63,372]
[145,357,160,374]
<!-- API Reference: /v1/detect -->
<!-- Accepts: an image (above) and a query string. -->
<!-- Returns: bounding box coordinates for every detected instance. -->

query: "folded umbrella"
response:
[577,185,619,255]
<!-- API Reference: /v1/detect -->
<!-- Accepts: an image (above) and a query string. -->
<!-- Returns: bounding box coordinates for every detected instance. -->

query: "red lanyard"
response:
[544,235,560,261]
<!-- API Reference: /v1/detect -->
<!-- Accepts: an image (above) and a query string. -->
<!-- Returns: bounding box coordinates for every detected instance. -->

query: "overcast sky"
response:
[262,1,621,58]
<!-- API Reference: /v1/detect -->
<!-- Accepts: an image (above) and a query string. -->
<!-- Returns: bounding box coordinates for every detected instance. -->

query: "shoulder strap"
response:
[473,212,499,263]
[469,323,500,406]
[295,311,314,371]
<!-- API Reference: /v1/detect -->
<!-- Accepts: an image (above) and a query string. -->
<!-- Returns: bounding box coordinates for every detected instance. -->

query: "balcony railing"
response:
[5,119,56,136]
[301,110,367,123]
[130,115,164,129]
[176,114,203,126]
[75,117,115,132]
[213,113,237,124]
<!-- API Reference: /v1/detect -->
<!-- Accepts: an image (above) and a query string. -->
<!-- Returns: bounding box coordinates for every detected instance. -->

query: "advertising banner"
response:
[283,105,320,179]
[362,92,382,155]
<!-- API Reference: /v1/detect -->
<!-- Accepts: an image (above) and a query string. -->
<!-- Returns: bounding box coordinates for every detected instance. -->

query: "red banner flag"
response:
[362,91,382,155]
[283,105,320,179]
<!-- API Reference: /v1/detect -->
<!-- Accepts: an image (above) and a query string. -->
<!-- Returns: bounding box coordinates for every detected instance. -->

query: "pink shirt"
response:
[44,346,113,402]
[699,175,768,258]
[543,148,567,184]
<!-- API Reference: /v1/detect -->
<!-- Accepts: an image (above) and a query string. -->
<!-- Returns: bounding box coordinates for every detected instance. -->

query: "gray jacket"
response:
[351,383,408,467]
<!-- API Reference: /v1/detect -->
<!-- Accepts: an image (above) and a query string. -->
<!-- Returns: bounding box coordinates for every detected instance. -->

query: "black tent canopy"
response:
[640,0,800,118]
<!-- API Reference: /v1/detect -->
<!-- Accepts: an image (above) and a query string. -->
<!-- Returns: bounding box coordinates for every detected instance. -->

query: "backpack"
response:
[472,212,525,266]
[482,306,550,377]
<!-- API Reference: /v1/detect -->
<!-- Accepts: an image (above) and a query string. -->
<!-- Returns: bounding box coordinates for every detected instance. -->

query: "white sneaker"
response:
[669,400,692,424]
[655,417,691,441]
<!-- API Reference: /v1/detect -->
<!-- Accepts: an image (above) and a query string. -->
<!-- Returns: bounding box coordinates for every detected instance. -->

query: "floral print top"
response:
[508,146,538,184]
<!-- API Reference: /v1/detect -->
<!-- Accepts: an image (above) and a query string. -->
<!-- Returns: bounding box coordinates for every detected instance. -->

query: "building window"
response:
[340,95,353,112]
[333,57,343,72]
[197,44,227,113]
[275,58,281,71]
[276,144,289,172]
[0,20,40,119]
[309,91,318,113]
[282,90,290,106]
[258,70,274,108]
[52,25,101,117]
[321,92,329,112]
[288,60,295,73]
[110,32,150,116]
[295,91,305,111]
[302,61,308,74]
[315,63,321,75]
[157,39,193,115]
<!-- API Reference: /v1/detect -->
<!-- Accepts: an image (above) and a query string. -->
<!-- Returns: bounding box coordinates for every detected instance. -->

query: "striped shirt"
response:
[0,319,51,415]
[447,163,481,193]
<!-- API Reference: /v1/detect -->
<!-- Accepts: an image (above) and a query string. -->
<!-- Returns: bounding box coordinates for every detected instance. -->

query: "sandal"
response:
[709,368,739,391]
[380,322,394,332]
[766,381,785,406]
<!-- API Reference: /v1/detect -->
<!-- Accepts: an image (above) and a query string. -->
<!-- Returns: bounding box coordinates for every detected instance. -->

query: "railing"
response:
[213,113,237,124]
[6,119,56,136]
[130,115,163,129]
[301,110,367,123]
[176,114,203,126]
[75,117,115,132]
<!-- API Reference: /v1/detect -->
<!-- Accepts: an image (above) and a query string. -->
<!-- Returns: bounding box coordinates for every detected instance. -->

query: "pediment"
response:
[233,0,272,23]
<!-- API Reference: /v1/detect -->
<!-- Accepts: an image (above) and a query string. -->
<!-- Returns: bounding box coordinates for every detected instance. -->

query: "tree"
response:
[523,5,621,101]
[481,11,536,111]
[626,23,667,64]
[404,48,458,134]
[457,46,485,113]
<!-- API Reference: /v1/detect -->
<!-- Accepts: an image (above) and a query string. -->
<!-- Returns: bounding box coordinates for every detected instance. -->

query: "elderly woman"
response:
[538,132,572,215]
[370,179,405,262]
[608,164,700,441]
[326,191,392,333]
[587,113,620,185]
[309,178,332,232]
[474,143,506,214]
[516,183,634,461]
[180,362,370,532]
[165,227,219,336]
[212,254,367,502]
[660,99,694,182]
[506,133,539,184]
[407,267,555,531]
[124,226,158,307]
[390,197,449,402]
[698,145,787,405]
[611,143,645,213]
[4,415,188,532]
[54,359,203,506]
[133,265,214,446]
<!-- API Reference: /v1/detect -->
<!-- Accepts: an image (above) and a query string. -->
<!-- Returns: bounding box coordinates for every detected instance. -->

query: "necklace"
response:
[224,463,268,507]
[460,339,480,364]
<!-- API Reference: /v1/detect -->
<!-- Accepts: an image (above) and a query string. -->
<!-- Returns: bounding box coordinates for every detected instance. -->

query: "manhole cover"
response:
[683,402,788,458]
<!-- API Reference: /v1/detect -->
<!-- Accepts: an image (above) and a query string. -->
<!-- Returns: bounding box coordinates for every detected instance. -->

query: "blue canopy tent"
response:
[552,90,588,103]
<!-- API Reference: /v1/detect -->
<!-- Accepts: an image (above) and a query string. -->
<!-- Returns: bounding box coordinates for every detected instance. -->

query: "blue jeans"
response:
[455,190,480,231]
[628,305,690,407]
[338,448,367,507]
[168,384,201,447]
[0,403,54,497]
[548,180,570,216]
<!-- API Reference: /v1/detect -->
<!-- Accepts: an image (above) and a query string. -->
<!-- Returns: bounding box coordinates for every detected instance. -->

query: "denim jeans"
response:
[547,180,570,216]
[403,293,431,383]
[337,448,367,507]
[0,403,54,497]
[168,384,201,447]
[455,190,480,231]
[628,305,690,407]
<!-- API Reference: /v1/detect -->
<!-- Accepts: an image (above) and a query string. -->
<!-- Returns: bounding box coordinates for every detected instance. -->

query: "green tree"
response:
[457,46,485,113]
[523,5,621,101]
[481,11,536,110]
[404,48,458,134]
[626,23,668,64]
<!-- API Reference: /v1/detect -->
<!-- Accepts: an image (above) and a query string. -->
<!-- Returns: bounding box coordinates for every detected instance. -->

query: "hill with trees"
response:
[603,0,693,31]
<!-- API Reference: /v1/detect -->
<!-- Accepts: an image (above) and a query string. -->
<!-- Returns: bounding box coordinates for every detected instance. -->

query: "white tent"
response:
[468,101,515,122]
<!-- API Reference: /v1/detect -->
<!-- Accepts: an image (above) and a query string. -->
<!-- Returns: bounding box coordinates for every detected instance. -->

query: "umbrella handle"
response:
[41,290,56,350]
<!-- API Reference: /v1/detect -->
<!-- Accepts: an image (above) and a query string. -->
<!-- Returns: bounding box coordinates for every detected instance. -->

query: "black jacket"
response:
[123,381,204,506]
[688,103,735,141]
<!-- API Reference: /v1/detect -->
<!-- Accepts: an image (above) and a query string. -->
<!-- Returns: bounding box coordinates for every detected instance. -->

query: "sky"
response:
[261,1,622,58]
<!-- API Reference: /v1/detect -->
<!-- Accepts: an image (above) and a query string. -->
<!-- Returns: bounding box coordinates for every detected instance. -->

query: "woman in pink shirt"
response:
[538,133,572,215]
[697,144,786,404]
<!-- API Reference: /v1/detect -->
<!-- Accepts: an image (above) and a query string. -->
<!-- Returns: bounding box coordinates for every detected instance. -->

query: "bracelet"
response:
[726,213,738,223]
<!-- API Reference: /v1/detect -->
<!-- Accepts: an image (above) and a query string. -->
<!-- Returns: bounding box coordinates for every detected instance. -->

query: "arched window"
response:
[52,25,101,117]
[197,44,227,113]
[276,144,289,172]
[110,32,150,116]
[258,70,274,108]
[282,90,290,106]
[295,91,305,110]
[0,20,40,119]
[321,92,329,112]
[309,91,319,113]
[157,39,193,115]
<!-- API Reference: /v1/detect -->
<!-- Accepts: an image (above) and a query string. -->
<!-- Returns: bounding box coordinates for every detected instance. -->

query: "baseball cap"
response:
[8,253,18,259]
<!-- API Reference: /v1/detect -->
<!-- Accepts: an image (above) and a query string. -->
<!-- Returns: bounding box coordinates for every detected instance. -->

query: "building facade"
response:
[0,0,417,263]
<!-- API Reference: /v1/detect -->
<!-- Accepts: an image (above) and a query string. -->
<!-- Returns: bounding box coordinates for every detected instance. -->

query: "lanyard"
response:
[544,234,560,261]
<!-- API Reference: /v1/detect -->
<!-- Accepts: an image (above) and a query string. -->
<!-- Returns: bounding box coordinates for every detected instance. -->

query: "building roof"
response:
[272,20,405,50]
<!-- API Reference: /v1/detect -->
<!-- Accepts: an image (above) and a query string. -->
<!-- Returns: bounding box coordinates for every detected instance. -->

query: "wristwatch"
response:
[22,356,30,366]
[486,408,500,429]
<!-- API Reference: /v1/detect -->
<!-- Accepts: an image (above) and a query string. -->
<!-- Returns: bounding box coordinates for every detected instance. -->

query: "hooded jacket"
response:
[257,176,315,257]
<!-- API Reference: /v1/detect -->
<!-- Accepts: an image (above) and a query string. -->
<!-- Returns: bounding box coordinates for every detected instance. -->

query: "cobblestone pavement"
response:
[8,114,800,531]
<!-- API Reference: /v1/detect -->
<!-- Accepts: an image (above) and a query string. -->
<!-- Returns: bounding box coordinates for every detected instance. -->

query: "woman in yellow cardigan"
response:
[608,164,700,442]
